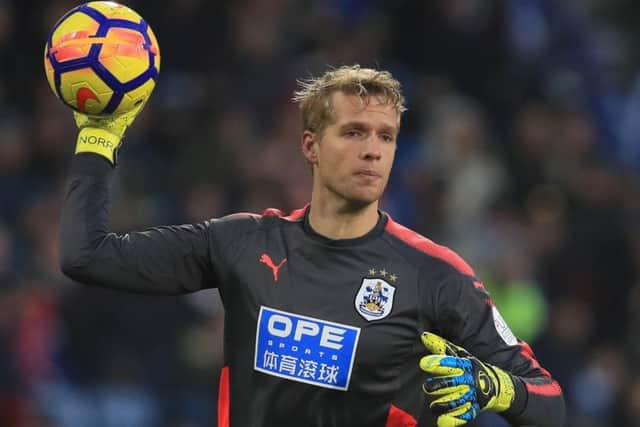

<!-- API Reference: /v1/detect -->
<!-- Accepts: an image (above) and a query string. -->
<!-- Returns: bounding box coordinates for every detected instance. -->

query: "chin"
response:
[346,190,383,207]
[328,181,386,207]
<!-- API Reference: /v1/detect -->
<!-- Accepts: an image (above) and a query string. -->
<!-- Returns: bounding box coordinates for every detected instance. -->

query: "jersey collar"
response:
[301,206,389,246]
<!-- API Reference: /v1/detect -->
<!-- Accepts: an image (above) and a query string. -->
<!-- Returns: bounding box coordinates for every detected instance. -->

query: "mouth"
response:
[354,169,382,178]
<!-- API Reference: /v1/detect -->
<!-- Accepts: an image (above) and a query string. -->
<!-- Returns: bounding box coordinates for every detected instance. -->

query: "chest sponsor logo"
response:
[355,278,396,321]
[254,306,360,391]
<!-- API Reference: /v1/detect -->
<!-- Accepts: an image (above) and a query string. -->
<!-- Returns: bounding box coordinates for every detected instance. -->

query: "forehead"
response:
[329,91,399,128]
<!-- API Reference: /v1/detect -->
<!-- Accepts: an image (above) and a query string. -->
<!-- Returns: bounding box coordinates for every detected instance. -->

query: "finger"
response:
[436,403,477,427]
[454,403,479,423]
[74,110,110,130]
[123,98,147,125]
[421,332,473,357]
[437,413,469,427]
[420,355,469,376]
[421,332,450,355]
[423,380,469,398]
[430,387,475,415]
[73,111,89,128]
[423,374,466,394]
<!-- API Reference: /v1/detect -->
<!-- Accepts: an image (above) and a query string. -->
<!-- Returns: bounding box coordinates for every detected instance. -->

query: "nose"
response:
[359,136,382,161]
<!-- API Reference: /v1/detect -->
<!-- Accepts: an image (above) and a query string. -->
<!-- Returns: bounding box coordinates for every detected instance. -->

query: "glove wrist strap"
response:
[488,365,515,413]
[75,127,121,165]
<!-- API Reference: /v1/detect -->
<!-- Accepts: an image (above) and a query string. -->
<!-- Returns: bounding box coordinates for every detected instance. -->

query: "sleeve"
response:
[59,153,255,295]
[432,271,565,427]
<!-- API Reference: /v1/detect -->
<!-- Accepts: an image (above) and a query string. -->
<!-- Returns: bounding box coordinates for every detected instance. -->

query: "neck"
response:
[308,192,380,240]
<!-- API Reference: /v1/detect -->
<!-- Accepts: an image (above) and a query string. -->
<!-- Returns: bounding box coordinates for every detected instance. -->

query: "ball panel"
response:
[51,40,93,63]
[50,12,100,51]
[113,78,155,115]
[59,68,114,115]
[99,27,150,83]
[87,1,142,23]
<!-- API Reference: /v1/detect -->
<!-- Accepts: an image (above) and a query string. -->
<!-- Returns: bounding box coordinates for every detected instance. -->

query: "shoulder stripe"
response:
[526,381,563,397]
[218,366,230,427]
[226,212,261,218]
[261,204,308,222]
[261,208,285,217]
[284,206,307,221]
[384,217,475,276]
[518,340,551,378]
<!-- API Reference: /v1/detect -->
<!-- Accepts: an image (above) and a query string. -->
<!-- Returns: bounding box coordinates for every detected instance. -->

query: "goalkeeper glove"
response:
[73,100,146,165]
[419,332,515,427]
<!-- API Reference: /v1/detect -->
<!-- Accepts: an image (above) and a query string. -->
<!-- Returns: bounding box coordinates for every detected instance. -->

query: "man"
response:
[60,66,565,426]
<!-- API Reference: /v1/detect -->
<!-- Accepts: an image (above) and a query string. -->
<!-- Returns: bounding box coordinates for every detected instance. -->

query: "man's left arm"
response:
[426,272,565,427]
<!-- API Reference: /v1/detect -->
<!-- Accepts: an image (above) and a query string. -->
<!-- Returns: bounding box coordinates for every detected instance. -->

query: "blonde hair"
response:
[292,65,406,136]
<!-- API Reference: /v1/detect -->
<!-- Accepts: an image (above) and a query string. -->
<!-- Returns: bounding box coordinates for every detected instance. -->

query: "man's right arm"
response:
[60,153,217,294]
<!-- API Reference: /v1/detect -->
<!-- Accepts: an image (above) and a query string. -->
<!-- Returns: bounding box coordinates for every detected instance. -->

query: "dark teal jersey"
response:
[60,154,565,427]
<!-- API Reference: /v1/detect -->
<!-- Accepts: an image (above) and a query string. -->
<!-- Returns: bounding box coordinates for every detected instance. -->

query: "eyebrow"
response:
[339,121,398,135]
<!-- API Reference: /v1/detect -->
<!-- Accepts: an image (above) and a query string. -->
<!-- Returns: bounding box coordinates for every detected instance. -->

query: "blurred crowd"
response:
[2,0,640,426]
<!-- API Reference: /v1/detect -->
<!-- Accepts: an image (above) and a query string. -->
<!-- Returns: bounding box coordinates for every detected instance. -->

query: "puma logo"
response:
[259,254,287,283]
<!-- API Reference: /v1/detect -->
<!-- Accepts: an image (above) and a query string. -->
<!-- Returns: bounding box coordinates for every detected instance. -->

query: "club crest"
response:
[355,278,396,321]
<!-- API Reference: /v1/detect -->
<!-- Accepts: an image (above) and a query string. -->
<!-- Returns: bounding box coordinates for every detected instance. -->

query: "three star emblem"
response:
[367,268,398,282]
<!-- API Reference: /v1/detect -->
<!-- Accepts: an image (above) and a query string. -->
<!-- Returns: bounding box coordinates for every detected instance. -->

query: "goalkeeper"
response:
[60,65,565,427]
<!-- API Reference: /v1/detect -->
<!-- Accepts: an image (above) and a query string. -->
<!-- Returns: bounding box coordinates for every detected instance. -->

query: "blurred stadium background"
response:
[2,0,640,426]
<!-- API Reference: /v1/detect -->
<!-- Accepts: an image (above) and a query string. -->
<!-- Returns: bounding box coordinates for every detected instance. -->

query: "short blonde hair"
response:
[292,65,406,136]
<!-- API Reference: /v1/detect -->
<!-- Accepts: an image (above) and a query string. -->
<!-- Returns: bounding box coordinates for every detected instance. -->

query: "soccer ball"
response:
[44,1,160,116]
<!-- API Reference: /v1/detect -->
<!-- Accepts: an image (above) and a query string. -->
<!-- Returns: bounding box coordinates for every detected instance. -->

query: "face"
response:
[303,91,399,207]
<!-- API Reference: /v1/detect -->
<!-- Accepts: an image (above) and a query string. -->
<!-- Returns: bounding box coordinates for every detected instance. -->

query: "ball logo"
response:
[76,87,99,113]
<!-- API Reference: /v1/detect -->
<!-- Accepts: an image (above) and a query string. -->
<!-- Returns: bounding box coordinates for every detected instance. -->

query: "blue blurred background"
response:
[2,0,640,426]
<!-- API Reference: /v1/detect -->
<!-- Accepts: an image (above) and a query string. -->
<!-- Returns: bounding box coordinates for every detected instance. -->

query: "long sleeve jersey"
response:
[60,154,565,427]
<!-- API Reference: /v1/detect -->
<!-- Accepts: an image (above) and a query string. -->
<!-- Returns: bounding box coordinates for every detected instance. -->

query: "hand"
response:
[419,332,515,427]
[73,100,147,165]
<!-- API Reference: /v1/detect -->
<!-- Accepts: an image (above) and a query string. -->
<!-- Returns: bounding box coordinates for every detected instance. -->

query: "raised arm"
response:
[59,97,225,294]
[60,153,217,294]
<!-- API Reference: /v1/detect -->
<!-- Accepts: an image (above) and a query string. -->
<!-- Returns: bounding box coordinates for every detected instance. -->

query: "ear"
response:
[301,130,319,165]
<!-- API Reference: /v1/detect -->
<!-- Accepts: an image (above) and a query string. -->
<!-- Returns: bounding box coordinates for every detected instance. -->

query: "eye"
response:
[380,134,394,143]
[344,129,362,138]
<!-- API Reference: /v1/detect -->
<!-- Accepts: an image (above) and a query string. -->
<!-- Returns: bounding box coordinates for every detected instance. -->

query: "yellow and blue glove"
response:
[73,100,146,165]
[420,332,515,427]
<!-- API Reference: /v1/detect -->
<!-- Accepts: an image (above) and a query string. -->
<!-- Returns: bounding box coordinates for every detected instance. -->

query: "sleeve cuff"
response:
[70,152,116,176]
[505,375,528,417]
[75,127,119,164]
